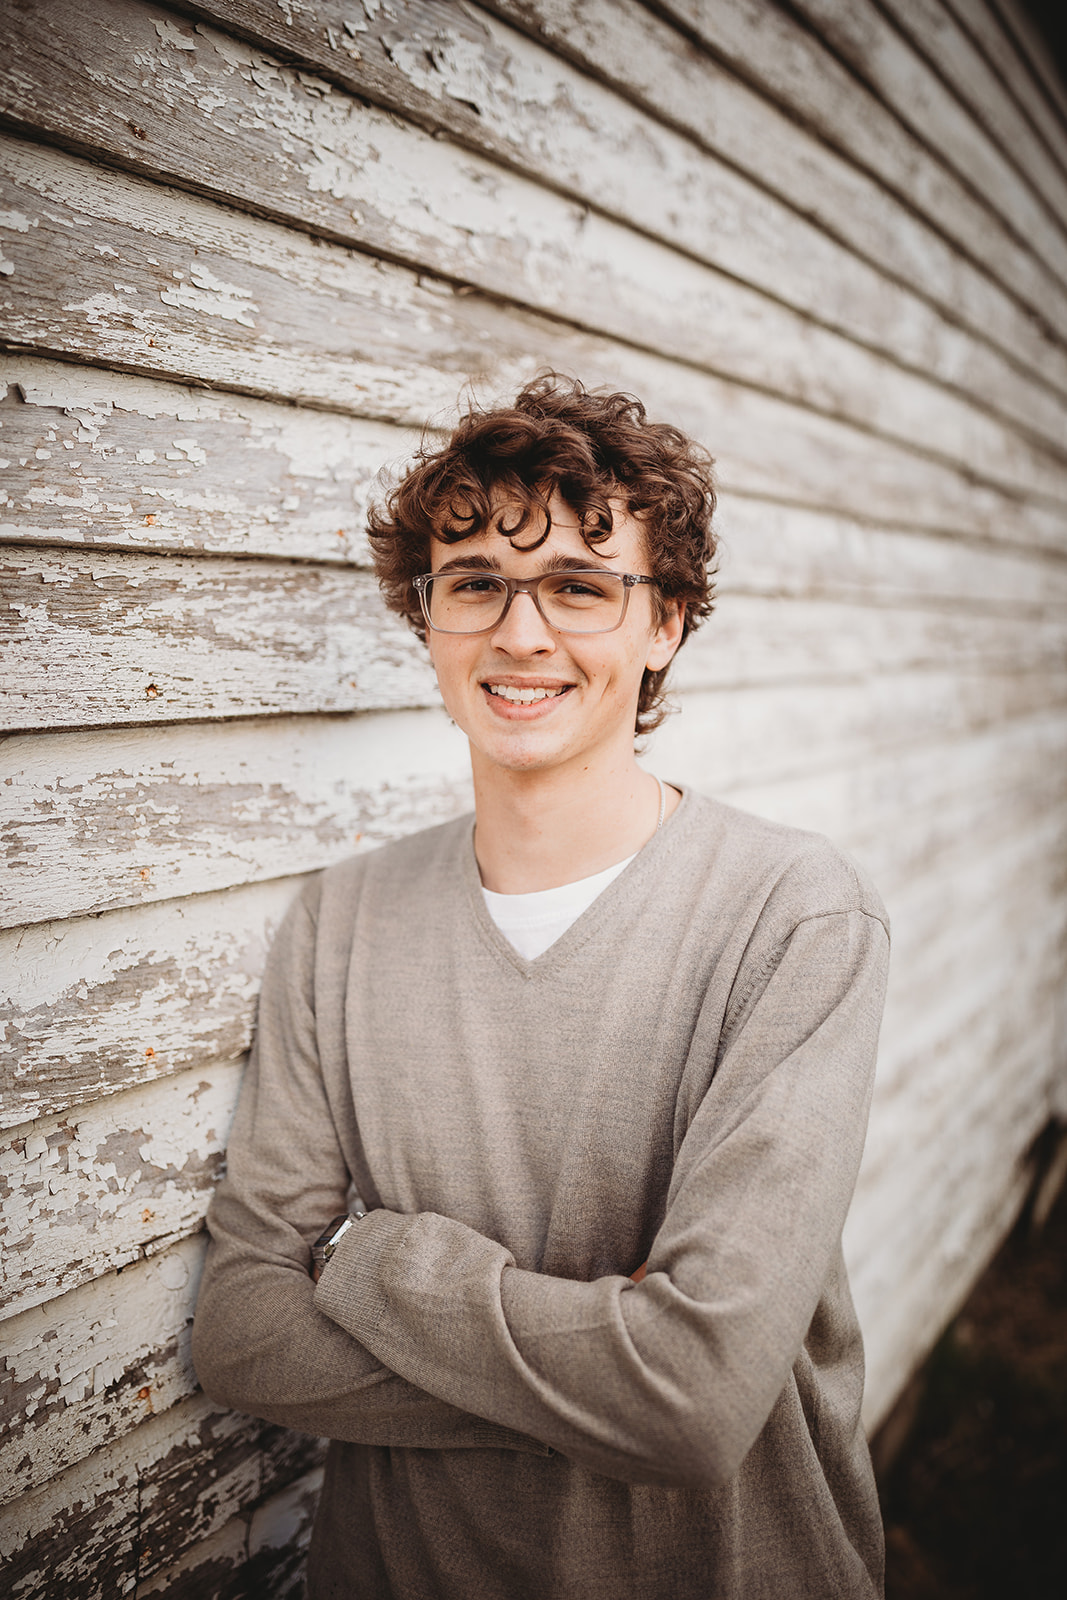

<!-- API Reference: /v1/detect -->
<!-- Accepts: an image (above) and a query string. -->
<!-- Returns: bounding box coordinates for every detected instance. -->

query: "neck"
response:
[471,749,675,893]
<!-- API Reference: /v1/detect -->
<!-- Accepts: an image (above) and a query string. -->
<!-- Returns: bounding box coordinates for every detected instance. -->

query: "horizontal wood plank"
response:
[724,707,1067,889]
[992,0,1067,124]
[718,496,1067,609]
[1,707,474,928]
[483,0,1067,393]
[4,674,1063,927]
[135,1465,323,1600]
[0,877,306,1129]
[853,984,1060,1424]
[655,0,1067,340]
[943,0,1067,175]
[0,1388,322,1590]
[787,0,1067,274]
[4,705,1062,1128]
[2,140,1066,507]
[2,0,1065,449]
[880,0,1067,219]
[0,356,417,563]
[6,356,1067,561]
[0,545,439,731]
[5,542,1064,730]
[0,1235,203,1504]
[653,667,1067,795]
[1,1062,241,1320]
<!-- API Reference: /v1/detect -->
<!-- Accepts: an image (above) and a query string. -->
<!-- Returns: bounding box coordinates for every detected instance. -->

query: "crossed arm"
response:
[193,898,888,1486]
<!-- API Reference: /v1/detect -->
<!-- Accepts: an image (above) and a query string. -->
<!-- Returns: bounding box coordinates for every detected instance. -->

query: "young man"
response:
[193,375,889,1598]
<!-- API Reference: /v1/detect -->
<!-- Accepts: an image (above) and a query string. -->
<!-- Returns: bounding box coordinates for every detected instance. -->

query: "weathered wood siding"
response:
[2,0,1065,1591]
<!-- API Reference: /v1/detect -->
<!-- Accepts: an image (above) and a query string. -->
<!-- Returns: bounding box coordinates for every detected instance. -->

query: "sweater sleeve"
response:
[313,904,889,1487]
[191,887,550,1457]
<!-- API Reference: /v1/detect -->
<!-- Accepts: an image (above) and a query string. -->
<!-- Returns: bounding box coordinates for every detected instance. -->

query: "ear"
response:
[644,599,686,672]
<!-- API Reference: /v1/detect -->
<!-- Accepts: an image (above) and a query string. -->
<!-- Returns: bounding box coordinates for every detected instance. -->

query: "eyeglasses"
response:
[414,569,656,636]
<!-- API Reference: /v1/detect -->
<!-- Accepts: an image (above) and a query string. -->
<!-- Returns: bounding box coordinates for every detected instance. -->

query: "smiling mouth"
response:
[484,683,571,704]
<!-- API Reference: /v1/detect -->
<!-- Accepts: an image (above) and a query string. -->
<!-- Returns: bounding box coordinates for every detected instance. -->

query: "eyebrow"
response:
[433,552,622,576]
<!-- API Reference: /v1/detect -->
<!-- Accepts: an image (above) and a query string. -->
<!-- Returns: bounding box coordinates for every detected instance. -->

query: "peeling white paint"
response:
[159,264,257,327]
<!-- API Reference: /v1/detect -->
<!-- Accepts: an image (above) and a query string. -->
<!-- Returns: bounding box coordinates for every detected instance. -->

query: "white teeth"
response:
[488,684,566,703]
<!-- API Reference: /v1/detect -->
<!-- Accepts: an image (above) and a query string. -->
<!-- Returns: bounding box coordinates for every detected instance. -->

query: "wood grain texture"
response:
[2,707,475,928]
[787,0,1067,272]
[6,355,1067,560]
[0,357,417,563]
[0,1389,322,1593]
[1,1062,241,1320]
[0,877,307,1129]
[3,0,1065,445]
[0,545,438,732]
[5,540,1064,731]
[3,139,1066,505]
[655,0,1067,339]
[483,0,1067,395]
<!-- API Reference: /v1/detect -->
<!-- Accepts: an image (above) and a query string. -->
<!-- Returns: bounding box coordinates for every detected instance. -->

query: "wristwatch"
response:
[311,1207,369,1276]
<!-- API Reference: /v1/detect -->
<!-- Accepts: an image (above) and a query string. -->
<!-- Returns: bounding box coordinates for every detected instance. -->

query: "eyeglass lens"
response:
[424,571,629,634]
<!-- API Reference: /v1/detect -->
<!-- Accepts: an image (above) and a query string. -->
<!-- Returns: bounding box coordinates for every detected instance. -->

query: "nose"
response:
[489,588,556,656]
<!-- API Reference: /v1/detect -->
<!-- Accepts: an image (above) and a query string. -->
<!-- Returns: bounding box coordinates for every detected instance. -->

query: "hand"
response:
[630,1261,647,1284]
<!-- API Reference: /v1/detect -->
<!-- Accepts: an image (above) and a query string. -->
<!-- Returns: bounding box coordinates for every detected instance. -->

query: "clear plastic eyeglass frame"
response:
[413,569,656,636]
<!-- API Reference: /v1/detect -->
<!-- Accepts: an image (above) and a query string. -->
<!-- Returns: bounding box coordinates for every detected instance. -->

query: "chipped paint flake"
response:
[159,265,257,327]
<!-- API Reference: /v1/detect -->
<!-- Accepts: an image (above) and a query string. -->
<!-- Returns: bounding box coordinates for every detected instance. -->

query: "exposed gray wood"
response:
[0,1389,322,1593]
[0,1427,140,1594]
[786,0,1067,269]
[0,1235,202,1503]
[136,1402,323,1586]
[1,708,475,928]
[945,0,1067,175]
[173,0,1067,356]
[1,1062,241,1320]
[0,357,418,563]
[484,0,1067,391]
[881,0,1067,217]
[0,877,305,1129]
[0,545,438,732]
[3,0,1066,443]
[3,140,1067,506]
[6,356,1067,560]
[649,0,1067,340]
[135,1465,322,1600]
[5,541,1064,731]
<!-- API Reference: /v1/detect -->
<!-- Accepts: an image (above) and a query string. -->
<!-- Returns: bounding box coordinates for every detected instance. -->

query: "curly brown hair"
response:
[368,373,718,735]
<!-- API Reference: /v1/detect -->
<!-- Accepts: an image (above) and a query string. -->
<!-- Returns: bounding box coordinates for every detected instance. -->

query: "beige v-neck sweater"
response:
[193,789,890,1598]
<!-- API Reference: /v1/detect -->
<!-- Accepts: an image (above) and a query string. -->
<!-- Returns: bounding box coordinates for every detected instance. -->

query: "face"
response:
[425,494,684,779]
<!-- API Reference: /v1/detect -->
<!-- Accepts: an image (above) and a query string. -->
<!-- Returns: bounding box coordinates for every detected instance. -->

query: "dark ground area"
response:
[875,1158,1067,1600]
